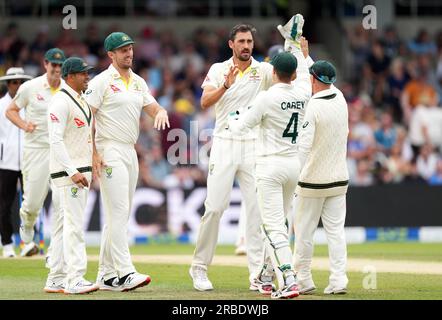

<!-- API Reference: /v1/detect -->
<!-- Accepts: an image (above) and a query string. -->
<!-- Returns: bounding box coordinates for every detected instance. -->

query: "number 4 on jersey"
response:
[283,113,299,144]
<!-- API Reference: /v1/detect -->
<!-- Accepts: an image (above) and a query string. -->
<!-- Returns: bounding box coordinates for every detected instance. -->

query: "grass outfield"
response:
[1,242,442,300]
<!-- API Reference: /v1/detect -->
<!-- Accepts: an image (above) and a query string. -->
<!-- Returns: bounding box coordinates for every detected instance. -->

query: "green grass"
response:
[1,259,442,300]
[85,242,442,262]
[1,242,442,300]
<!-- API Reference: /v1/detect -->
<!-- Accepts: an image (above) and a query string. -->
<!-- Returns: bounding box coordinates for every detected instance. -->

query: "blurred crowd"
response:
[1,21,442,188]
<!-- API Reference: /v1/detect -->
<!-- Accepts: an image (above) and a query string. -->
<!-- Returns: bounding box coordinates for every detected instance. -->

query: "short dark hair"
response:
[229,24,256,41]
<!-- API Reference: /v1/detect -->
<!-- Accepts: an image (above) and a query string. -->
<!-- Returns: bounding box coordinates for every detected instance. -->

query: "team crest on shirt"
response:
[74,117,85,128]
[50,113,59,122]
[249,67,260,82]
[36,93,44,101]
[105,167,113,178]
[110,84,121,93]
[71,187,78,198]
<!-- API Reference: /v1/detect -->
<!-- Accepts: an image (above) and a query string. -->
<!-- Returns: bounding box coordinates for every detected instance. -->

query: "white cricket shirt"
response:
[202,57,273,140]
[48,83,93,187]
[13,74,63,149]
[85,64,156,145]
[229,50,312,156]
[296,86,350,197]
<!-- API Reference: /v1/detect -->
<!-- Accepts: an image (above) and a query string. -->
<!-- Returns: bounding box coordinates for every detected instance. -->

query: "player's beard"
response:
[118,56,133,69]
[235,49,251,62]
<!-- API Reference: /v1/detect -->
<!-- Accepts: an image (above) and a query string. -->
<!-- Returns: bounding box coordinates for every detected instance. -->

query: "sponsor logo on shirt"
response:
[110,84,121,93]
[50,113,59,122]
[74,117,85,128]
[36,94,44,101]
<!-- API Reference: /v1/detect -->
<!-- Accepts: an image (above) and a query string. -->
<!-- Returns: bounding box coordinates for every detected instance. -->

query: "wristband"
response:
[223,82,229,90]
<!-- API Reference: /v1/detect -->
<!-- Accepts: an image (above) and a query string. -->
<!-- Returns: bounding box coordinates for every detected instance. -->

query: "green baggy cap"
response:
[44,48,66,64]
[270,52,298,75]
[104,32,135,52]
[62,57,93,78]
[309,60,337,84]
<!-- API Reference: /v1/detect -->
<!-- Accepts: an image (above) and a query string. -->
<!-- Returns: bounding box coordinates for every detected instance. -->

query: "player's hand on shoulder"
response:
[154,109,170,130]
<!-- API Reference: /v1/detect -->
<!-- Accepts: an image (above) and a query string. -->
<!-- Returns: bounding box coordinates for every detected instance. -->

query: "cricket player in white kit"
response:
[5,48,65,257]
[294,60,349,295]
[189,16,307,292]
[229,49,311,299]
[85,32,169,292]
[47,57,98,294]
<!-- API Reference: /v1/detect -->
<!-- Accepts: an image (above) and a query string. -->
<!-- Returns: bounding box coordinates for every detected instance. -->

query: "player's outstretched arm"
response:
[143,101,170,130]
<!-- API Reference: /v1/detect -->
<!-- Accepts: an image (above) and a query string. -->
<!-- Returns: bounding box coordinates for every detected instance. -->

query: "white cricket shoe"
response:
[2,244,16,258]
[324,285,347,295]
[119,272,151,292]
[96,276,121,291]
[298,279,317,295]
[19,224,35,244]
[234,244,246,256]
[20,242,39,257]
[271,282,300,299]
[277,14,305,51]
[249,277,276,295]
[189,265,213,291]
[64,279,99,294]
[44,279,65,293]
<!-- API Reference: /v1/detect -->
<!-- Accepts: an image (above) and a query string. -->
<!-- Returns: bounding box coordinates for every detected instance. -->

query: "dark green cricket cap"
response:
[104,32,135,52]
[44,48,66,64]
[61,57,93,78]
[270,52,298,75]
[309,60,337,84]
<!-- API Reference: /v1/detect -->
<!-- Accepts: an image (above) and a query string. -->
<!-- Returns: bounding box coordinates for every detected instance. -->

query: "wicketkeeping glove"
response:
[277,14,304,52]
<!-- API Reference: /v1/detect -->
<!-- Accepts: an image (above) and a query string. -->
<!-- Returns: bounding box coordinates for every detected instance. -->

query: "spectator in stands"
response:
[401,68,439,124]
[381,25,402,59]
[381,143,410,184]
[408,29,437,56]
[374,111,397,155]
[428,158,442,185]
[149,143,171,183]
[416,143,438,180]
[365,40,391,104]
[386,58,410,121]
[350,159,374,186]
[409,102,442,154]
[83,22,102,57]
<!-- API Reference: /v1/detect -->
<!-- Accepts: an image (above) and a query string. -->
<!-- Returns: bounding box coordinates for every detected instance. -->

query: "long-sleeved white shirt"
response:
[228,49,312,156]
[48,83,93,187]
[296,86,350,197]
[0,93,23,171]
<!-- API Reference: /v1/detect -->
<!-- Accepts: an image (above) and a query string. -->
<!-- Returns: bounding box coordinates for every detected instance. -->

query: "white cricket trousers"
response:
[20,147,61,234]
[97,141,138,280]
[54,181,91,287]
[192,136,263,281]
[294,194,348,288]
[255,155,300,289]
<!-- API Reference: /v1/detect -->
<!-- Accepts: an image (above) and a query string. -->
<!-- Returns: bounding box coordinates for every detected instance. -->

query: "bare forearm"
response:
[6,105,27,130]
[201,86,228,109]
